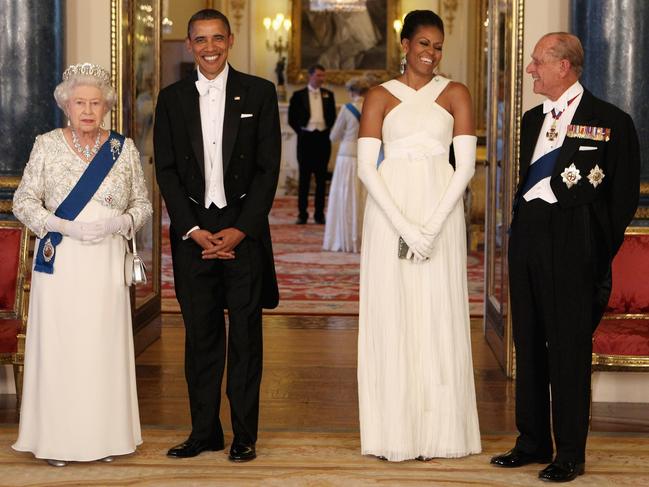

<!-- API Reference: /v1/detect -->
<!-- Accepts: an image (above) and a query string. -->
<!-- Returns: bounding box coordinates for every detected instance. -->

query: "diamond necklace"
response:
[71,128,102,160]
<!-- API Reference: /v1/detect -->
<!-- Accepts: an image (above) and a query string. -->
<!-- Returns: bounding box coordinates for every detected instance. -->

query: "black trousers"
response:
[508,199,598,464]
[296,129,331,220]
[170,203,264,446]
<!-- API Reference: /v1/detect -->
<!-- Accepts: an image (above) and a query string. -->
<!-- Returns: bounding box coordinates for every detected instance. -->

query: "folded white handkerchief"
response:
[241,113,253,118]
[578,145,598,151]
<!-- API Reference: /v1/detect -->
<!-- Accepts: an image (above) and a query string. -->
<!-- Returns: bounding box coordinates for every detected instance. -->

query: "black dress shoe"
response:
[314,216,326,224]
[539,461,585,482]
[167,438,224,458]
[296,217,307,224]
[490,448,553,468]
[228,443,256,462]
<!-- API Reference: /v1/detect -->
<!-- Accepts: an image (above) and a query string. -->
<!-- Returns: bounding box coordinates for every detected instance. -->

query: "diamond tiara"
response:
[62,63,111,84]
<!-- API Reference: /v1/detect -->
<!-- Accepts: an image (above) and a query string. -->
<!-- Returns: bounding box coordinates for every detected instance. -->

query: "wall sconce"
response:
[263,13,291,101]
[263,13,291,59]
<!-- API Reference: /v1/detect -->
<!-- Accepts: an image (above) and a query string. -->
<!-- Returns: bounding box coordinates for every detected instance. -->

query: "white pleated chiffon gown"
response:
[357,77,481,461]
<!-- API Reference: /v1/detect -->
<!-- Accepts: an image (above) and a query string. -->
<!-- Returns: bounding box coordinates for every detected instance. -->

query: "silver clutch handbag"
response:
[125,232,147,286]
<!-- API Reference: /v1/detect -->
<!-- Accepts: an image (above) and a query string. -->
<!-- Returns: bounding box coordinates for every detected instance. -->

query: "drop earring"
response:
[400,54,407,74]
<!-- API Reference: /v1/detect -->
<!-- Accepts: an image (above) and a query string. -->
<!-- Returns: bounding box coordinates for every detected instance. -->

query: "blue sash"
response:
[34,131,125,274]
[520,148,560,195]
[345,102,361,121]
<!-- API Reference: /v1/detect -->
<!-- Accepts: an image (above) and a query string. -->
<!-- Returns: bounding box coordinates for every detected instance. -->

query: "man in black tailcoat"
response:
[491,33,640,482]
[154,9,280,462]
[288,64,336,224]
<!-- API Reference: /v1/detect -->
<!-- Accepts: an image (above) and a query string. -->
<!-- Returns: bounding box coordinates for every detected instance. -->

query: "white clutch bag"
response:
[125,233,147,286]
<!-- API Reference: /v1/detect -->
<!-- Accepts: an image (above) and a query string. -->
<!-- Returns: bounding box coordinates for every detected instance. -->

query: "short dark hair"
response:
[187,9,231,38]
[401,10,444,41]
[308,64,325,75]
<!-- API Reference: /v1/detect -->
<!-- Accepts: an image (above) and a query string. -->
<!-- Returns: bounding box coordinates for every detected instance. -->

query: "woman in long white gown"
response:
[12,63,152,466]
[322,76,370,252]
[356,11,481,461]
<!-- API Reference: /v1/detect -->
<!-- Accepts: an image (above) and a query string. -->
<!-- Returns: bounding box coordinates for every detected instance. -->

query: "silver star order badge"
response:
[560,163,581,189]
[587,165,605,188]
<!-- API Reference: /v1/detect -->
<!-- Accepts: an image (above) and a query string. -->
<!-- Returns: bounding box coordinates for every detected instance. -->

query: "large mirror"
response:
[484,0,524,377]
[112,0,162,351]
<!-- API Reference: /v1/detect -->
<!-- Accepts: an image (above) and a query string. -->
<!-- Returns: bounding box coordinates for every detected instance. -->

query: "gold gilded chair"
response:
[592,228,649,371]
[0,220,29,404]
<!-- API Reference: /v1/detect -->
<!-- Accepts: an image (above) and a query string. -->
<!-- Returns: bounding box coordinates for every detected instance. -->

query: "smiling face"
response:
[186,18,233,79]
[526,35,567,100]
[402,25,444,76]
[66,84,107,134]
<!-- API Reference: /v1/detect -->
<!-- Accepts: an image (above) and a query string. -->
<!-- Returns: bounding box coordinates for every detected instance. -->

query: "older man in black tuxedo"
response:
[154,9,280,462]
[491,32,640,482]
[288,64,336,224]
[490,33,640,482]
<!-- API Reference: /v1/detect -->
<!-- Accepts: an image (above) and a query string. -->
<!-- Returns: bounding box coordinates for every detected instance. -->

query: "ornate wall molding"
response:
[442,0,459,35]
[230,0,246,33]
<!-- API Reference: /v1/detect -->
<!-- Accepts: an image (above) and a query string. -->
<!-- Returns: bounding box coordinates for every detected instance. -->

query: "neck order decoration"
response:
[71,128,102,161]
[546,94,579,141]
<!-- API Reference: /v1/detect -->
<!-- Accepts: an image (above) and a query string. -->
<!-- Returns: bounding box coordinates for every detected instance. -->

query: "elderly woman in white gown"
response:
[322,76,371,253]
[12,63,152,466]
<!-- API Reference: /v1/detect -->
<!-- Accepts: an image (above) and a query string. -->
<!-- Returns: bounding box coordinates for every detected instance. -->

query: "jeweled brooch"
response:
[110,138,121,160]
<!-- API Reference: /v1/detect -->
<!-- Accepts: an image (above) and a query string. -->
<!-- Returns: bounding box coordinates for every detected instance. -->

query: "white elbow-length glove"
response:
[357,137,430,261]
[422,135,476,245]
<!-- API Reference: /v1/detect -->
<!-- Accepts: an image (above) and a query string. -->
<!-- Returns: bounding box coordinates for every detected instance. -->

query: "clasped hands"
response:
[400,215,444,263]
[191,227,245,260]
[46,214,131,243]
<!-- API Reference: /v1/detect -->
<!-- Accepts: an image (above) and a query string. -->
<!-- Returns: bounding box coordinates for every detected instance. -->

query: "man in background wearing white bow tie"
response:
[490,33,640,482]
[154,8,280,463]
[288,64,337,224]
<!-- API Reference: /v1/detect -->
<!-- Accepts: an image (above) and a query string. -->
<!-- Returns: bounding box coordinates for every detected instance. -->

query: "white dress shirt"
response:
[523,81,584,203]
[305,85,326,132]
[197,65,228,209]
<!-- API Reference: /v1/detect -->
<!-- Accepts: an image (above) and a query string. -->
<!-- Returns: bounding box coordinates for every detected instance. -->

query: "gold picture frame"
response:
[483,0,525,377]
[111,0,162,351]
[288,0,401,85]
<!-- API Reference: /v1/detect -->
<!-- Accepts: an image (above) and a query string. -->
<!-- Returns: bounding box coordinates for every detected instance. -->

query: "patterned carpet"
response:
[162,197,484,316]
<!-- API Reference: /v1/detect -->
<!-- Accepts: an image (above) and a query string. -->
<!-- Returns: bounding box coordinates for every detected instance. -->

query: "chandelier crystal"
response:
[310,0,367,12]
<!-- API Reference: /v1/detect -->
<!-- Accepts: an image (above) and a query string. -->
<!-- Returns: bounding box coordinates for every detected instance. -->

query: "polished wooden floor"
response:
[2,314,649,485]
[135,315,516,434]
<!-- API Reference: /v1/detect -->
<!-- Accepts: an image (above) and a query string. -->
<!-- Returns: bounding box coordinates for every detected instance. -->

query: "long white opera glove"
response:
[45,214,103,242]
[422,135,476,245]
[357,137,430,260]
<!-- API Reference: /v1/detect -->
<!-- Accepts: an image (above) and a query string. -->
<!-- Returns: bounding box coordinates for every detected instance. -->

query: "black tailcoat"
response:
[508,88,640,463]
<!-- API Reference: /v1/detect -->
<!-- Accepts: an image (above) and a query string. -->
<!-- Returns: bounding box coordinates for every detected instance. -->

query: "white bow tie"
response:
[543,98,567,114]
[196,78,223,97]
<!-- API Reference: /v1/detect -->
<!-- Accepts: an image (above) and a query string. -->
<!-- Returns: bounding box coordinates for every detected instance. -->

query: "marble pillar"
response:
[0,0,64,180]
[571,0,649,179]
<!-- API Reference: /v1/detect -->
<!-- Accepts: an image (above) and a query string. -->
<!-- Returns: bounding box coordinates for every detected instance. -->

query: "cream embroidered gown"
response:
[11,129,151,461]
[357,77,481,460]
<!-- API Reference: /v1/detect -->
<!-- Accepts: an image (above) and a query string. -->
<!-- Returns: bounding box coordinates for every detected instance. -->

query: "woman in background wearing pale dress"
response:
[12,63,152,466]
[356,11,481,461]
[322,76,372,253]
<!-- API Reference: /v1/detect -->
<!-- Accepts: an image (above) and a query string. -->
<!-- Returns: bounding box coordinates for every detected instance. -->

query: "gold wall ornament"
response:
[229,0,246,33]
[442,0,459,35]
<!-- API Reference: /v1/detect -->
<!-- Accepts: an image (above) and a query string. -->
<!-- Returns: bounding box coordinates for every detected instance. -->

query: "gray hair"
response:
[542,32,584,77]
[54,75,117,114]
[345,74,377,96]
